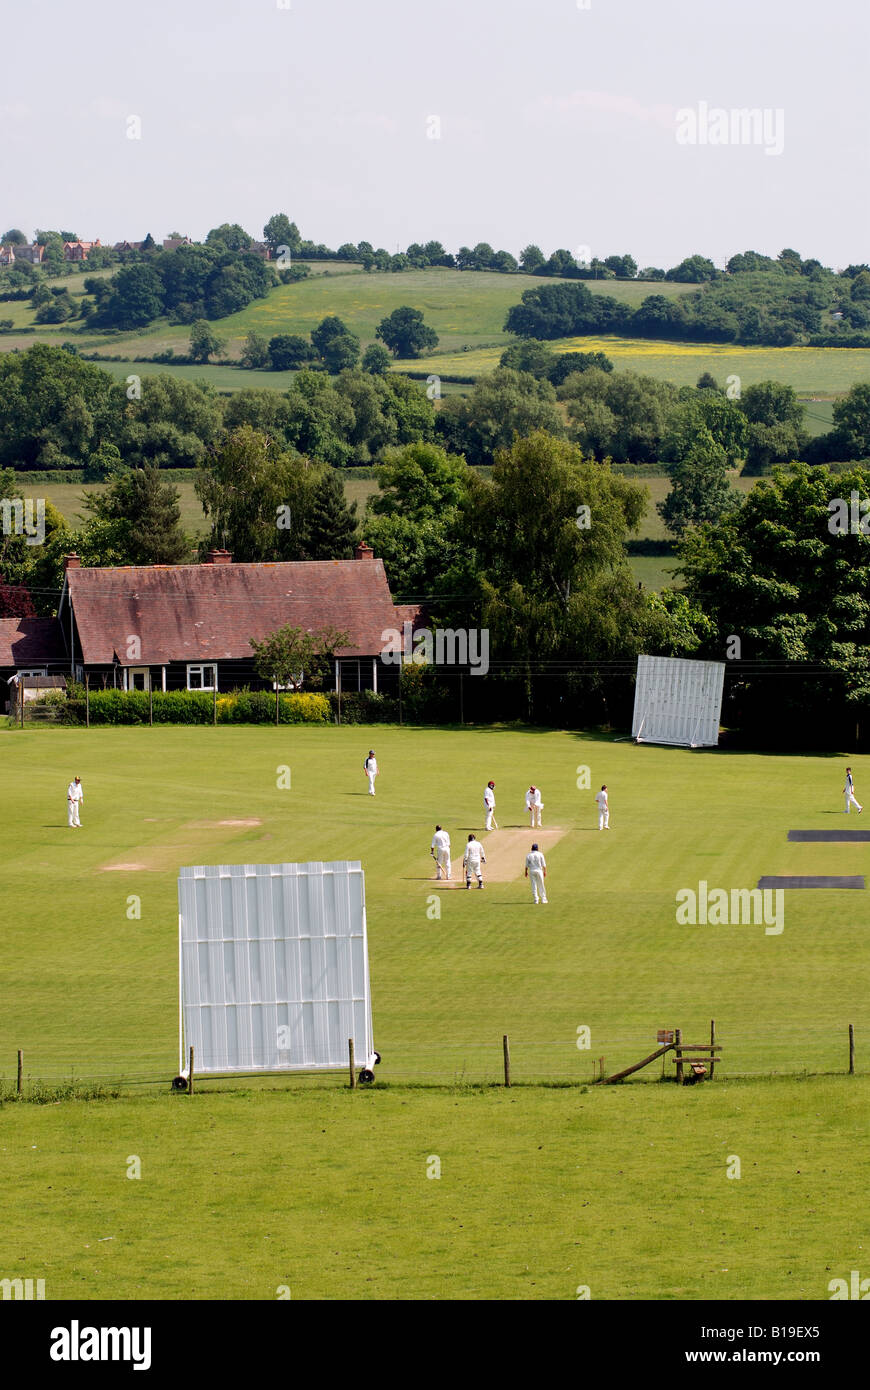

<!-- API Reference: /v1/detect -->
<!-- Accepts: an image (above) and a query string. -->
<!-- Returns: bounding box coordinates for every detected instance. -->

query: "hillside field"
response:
[0,723,867,1299]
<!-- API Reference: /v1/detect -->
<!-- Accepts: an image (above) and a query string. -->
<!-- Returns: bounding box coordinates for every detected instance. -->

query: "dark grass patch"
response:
[758,875,865,889]
[788,830,870,842]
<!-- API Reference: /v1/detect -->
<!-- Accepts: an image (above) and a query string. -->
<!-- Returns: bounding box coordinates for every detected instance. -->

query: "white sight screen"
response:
[178,861,373,1075]
[632,655,725,748]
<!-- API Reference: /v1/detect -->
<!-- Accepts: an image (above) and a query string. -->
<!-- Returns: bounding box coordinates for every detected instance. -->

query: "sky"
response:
[1,0,868,269]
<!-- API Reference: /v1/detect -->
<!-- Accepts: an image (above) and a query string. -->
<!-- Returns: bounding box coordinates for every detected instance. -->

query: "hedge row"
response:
[60,689,331,725]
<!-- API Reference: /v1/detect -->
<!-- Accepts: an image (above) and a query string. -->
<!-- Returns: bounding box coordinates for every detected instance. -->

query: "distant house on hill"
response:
[0,245,17,266]
[249,241,272,260]
[162,236,193,252]
[62,239,101,262]
[113,240,143,253]
[51,544,421,694]
[13,243,44,264]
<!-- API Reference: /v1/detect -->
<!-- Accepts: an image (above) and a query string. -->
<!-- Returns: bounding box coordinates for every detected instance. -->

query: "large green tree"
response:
[195,425,319,561]
[680,461,870,739]
[82,465,189,564]
[436,368,564,467]
[375,306,438,358]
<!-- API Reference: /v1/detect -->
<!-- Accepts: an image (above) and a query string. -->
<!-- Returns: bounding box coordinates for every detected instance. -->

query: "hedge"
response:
[59,689,330,726]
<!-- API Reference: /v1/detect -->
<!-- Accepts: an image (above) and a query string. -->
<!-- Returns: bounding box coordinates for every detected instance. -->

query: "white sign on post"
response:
[177,861,373,1076]
[632,655,725,748]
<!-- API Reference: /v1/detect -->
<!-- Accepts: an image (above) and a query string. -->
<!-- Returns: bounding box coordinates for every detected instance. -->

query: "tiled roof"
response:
[67,558,407,664]
[0,618,65,666]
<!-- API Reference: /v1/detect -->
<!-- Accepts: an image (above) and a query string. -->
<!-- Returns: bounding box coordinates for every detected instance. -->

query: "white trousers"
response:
[68,799,81,827]
[529,869,547,903]
[484,806,494,830]
[528,806,542,827]
[435,851,451,879]
[845,791,862,812]
[465,859,483,881]
[367,772,376,796]
[598,806,609,829]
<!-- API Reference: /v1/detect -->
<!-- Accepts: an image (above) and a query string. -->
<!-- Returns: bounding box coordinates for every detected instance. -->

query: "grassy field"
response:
[4,269,695,360]
[405,337,870,393]
[2,1078,866,1300]
[0,724,867,1299]
[4,265,869,399]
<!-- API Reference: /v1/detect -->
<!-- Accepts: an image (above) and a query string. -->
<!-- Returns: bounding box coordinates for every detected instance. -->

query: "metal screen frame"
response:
[632,655,725,748]
[177,861,373,1076]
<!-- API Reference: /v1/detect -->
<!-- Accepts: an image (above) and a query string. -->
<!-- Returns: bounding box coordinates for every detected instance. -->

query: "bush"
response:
[328,690,398,723]
[60,687,330,725]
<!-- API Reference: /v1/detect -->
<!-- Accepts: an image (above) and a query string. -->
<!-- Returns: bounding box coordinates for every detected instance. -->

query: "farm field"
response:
[1,724,868,1300]
[4,268,695,361]
[403,337,870,393]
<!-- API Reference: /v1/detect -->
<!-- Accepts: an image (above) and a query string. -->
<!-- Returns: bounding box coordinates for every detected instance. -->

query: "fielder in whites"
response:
[430,825,451,880]
[595,784,609,830]
[67,775,84,828]
[463,833,486,889]
[525,785,543,828]
[364,750,378,797]
[483,781,497,830]
[525,843,548,904]
[844,767,863,813]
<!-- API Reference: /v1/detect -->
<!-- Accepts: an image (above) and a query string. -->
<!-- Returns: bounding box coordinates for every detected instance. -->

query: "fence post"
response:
[460,674,464,726]
[275,683,279,727]
[148,684,153,727]
[85,674,90,728]
[17,1049,23,1096]
[212,685,217,726]
[598,1055,606,1082]
[849,1023,855,1075]
[188,1045,195,1095]
[503,1034,511,1088]
[709,1018,716,1080]
[675,1028,683,1085]
[349,1038,356,1088]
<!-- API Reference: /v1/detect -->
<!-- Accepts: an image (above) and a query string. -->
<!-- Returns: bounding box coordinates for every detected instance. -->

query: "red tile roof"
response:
[66,558,409,664]
[0,618,65,666]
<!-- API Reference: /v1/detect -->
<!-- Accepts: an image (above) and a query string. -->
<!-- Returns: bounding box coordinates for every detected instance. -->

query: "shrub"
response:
[60,687,330,725]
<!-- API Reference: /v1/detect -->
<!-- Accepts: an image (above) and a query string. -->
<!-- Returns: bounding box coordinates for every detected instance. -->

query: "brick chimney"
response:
[354,543,374,561]
[203,549,233,565]
[64,553,81,571]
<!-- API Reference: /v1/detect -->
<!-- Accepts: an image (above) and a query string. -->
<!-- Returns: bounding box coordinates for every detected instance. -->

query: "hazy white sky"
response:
[2,0,867,267]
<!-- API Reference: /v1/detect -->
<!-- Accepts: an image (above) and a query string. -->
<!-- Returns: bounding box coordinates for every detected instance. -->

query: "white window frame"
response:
[187,663,217,691]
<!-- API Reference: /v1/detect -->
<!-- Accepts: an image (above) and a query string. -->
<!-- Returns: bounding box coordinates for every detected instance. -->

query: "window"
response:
[129,668,150,692]
[187,663,217,691]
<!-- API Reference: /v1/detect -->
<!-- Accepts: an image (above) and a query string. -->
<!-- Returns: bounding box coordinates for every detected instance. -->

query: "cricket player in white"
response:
[525,785,543,828]
[844,767,863,813]
[431,825,451,880]
[595,784,609,830]
[483,781,497,830]
[463,833,486,888]
[364,750,378,796]
[67,775,84,828]
[525,843,548,903]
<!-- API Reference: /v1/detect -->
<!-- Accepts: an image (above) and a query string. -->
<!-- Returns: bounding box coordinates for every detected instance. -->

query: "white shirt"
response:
[68,781,83,802]
[525,850,546,873]
[846,772,854,790]
[431,830,451,853]
[365,756,378,774]
[483,786,495,808]
[525,788,543,809]
[595,790,608,808]
[464,839,485,865]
